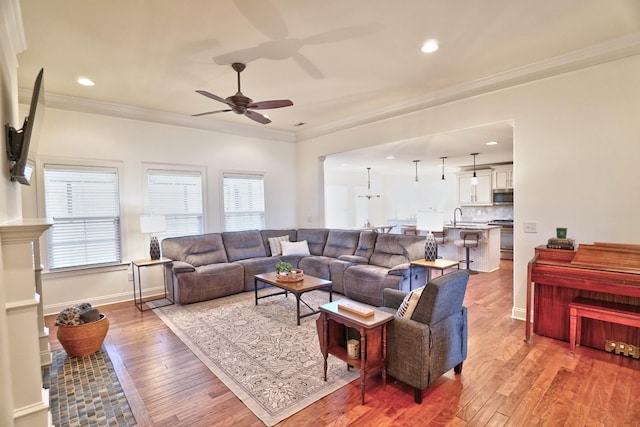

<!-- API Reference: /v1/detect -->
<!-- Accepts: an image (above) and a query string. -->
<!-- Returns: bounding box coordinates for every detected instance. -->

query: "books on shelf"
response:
[547,237,575,250]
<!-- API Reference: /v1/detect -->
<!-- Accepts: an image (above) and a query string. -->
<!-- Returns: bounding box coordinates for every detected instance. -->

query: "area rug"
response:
[154,289,359,426]
[42,348,136,427]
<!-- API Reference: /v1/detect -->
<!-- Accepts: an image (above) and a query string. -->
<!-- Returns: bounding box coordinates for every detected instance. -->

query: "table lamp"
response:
[416,212,444,261]
[139,215,166,260]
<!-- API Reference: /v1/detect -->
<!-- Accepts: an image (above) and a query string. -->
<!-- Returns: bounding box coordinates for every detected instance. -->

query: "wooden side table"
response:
[131,257,173,311]
[317,299,394,404]
[409,258,460,290]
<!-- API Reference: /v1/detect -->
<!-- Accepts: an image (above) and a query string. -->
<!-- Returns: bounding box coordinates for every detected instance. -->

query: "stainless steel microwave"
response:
[492,188,513,205]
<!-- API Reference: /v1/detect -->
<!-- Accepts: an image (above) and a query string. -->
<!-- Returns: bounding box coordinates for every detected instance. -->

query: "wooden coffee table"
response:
[254,272,333,325]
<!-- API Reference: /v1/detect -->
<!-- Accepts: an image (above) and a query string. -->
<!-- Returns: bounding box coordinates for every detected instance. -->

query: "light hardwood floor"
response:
[45,260,640,426]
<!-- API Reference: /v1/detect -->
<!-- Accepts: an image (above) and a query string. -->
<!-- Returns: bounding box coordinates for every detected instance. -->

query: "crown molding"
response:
[296,32,640,141]
[18,91,296,143]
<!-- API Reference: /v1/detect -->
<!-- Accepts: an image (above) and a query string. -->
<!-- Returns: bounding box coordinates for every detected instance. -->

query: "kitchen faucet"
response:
[453,207,463,227]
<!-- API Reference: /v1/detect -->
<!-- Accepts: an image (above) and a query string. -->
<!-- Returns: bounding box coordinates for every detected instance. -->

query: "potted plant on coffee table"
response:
[275,261,304,282]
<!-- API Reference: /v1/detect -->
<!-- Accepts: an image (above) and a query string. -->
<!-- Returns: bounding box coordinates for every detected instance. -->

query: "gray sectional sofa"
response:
[161,228,428,306]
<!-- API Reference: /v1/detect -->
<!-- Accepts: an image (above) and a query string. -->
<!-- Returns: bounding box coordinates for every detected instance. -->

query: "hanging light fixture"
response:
[470,153,479,185]
[440,156,447,180]
[413,160,420,182]
[358,167,381,199]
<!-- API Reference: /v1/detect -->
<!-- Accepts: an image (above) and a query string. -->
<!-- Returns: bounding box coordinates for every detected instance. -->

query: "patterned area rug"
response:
[155,289,359,426]
[42,348,136,427]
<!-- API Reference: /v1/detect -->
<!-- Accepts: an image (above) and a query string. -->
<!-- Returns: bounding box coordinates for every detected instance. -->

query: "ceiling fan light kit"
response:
[193,63,293,124]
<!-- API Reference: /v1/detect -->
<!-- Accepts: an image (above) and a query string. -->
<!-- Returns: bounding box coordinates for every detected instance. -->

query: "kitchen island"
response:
[438,224,501,272]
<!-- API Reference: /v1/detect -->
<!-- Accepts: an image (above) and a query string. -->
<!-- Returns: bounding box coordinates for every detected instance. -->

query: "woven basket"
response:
[276,269,304,282]
[57,313,109,357]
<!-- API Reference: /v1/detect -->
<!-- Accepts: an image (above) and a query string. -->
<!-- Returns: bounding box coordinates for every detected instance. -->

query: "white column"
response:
[1,220,53,427]
[33,239,51,366]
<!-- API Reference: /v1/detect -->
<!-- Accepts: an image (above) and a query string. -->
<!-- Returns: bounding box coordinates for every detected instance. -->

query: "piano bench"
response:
[569,297,640,352]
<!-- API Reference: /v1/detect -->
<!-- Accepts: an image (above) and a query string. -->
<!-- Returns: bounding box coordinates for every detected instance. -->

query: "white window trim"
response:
[36,156,127,274]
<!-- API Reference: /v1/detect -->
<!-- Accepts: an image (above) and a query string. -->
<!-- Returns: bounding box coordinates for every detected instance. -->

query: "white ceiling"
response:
[15,0,640,168]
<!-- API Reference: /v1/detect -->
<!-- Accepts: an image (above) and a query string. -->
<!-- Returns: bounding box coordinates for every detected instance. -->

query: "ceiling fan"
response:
[193,62,293,124]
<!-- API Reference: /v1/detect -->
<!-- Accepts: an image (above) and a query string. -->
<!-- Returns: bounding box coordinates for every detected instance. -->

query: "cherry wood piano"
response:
[526,242,640,350]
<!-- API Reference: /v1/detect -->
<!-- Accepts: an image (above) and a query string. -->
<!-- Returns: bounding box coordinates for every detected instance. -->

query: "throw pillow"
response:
[268,235,290,256]
[396,287,424,318]
[281,240,311,256]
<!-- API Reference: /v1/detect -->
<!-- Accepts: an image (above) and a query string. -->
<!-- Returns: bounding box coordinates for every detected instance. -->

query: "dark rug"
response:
[42,348,136,427]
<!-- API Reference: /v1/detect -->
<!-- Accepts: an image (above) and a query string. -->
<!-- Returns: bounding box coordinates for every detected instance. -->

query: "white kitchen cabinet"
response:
[493,165,514,189]
[458,170,492,205]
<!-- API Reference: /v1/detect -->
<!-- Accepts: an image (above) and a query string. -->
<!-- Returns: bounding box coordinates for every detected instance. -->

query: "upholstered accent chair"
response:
[379,269,469,403]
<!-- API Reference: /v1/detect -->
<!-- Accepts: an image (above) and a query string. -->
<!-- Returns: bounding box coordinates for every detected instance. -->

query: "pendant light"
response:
[470,153,479,185]
[440,156,447,180]
[413,160,420,182]
[358,167,381,199]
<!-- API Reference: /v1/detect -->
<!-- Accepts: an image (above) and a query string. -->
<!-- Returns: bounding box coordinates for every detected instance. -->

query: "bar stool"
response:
[454,230,480,274]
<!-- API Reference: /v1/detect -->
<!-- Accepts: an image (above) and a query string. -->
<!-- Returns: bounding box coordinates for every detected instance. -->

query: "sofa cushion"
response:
[281,240,311,256]
[343,264,404,306]
[396,286,424,318]
[268,235,290,256]
[337,255,369,264]
[297,229,330,256]
[235,257,280,291]
[298,255,332,280]
[162,233,228,267]
[328,259,353,294]
[322,229,361,258]
[354,231,378,259]
[174,263,244,304]
[369,234,426,269]
[222,230,268,262]
[260,229,297,256]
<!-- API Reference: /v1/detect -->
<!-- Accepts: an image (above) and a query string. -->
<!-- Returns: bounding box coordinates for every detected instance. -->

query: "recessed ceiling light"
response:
[486,141,499,146]
[77,77,95,87]
[421,39,439,53]
[386,156,396,160]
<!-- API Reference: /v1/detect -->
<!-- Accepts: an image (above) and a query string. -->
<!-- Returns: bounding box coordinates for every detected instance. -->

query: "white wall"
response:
[27,107,297,314]
[298,53,640,321]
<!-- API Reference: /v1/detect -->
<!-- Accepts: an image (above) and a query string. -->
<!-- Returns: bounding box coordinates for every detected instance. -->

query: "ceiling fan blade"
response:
[192,109,232,117]
[245,110,271,124]
[248,99,293,110]
[195,90,232,106]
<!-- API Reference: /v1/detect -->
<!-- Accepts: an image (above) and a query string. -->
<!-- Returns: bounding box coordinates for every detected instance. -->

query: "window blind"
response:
[147,170,203,238]
[44,167,121,269]
[223,173,265,231]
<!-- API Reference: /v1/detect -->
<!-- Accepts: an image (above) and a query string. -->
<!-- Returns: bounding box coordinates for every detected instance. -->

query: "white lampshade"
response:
[139,215,166,234]
[416,212,444,232]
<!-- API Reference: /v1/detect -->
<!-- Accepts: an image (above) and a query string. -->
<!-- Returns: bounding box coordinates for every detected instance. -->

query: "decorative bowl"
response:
[276,269,304,282]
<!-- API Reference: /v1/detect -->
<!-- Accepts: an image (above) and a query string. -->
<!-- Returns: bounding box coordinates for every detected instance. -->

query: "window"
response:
[44,165,121,270]
[223,173,265,231]
[147,169,203,238]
